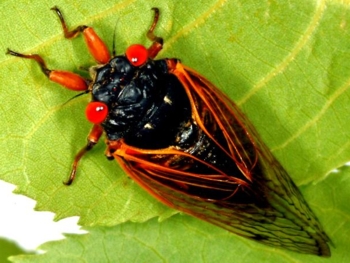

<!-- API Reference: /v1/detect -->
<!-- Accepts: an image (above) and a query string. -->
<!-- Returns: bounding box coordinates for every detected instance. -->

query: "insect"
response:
[7,7,331,256]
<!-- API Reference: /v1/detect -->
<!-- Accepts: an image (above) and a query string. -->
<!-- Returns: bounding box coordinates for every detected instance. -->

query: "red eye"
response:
[126,44,148,66]
[85,102,108,124]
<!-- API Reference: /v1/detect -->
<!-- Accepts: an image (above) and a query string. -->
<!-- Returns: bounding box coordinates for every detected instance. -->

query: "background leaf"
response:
[1,0,349,262]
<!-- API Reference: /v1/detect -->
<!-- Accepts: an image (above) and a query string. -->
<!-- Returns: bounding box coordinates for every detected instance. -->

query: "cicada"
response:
[7,7,331,256]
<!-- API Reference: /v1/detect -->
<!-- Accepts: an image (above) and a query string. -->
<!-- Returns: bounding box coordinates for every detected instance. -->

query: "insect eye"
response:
[125,44,148,66]
[85,102,108,124]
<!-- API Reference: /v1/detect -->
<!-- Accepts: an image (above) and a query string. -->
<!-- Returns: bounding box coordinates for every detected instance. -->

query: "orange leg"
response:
[6,49,88,91]
[147,8,164,59]
[51,6,110,64]
[64,125,104,185]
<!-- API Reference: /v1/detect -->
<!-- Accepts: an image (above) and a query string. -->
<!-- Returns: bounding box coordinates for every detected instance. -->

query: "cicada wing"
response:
[115,146,330,256]
[177,64,331,255]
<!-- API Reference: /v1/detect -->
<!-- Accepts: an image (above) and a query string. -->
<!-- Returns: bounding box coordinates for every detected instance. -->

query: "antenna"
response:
[112,21,118,57]
[62,90,89,107]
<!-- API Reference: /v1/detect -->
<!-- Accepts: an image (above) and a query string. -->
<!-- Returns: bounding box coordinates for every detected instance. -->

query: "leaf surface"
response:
[0,0,349,261]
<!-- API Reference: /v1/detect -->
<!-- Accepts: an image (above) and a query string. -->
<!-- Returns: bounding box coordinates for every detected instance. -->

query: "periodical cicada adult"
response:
[7,7,331,256]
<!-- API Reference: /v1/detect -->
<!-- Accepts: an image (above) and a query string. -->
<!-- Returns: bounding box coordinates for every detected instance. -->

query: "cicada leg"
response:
[6,49,88,91]
[64,124,104,185]
[147,8,163,59]
[51,6,110,64]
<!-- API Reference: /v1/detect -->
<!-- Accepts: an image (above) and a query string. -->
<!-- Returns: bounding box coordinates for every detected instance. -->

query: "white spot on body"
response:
[144,123,154,129]
[164,95,172,105]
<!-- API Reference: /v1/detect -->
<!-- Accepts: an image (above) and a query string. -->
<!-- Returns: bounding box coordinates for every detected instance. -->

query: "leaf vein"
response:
[238,0,327,105]
[162,0,229,53]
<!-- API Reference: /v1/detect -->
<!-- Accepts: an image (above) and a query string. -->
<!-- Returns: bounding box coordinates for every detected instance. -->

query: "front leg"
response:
[51,6,110,64]
[6,49,89,91]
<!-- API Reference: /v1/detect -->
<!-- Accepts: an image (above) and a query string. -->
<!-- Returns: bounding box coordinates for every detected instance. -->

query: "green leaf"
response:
[1,0,349,261]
